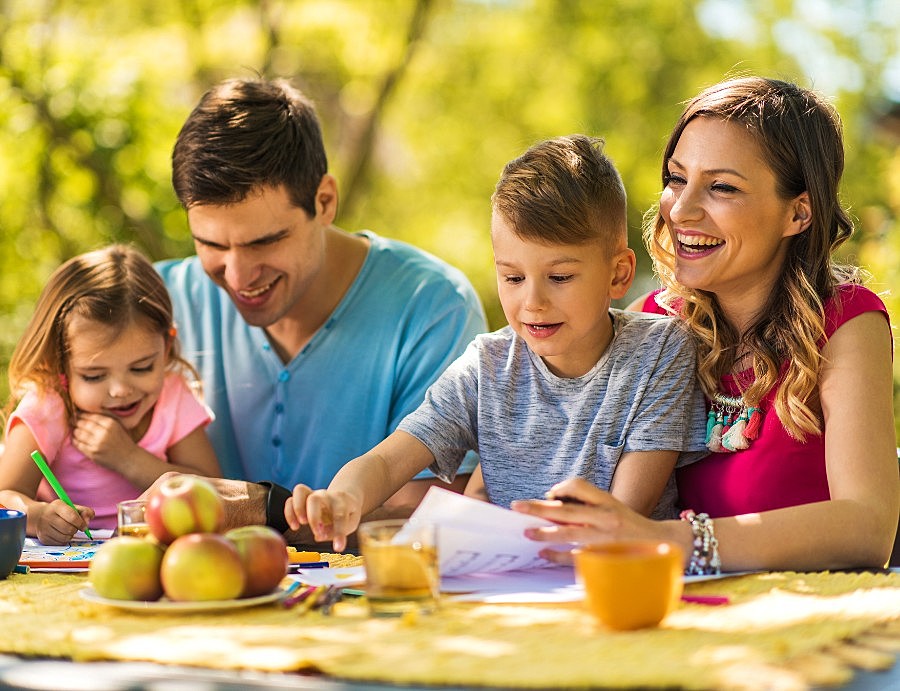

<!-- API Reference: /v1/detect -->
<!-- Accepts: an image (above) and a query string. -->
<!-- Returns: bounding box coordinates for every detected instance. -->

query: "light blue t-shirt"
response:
[399,310,708,518]
[156,231,487,489]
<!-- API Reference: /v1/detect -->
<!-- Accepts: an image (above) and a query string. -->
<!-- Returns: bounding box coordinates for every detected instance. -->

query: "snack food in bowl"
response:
[0,508,27,579]
[573,540,683,630]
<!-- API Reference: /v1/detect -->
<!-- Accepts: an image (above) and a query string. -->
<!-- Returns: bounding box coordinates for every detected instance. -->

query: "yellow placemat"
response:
[1,569,899,690]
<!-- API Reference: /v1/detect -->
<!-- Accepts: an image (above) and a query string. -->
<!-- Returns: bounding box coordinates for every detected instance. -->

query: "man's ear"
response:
[315,174,339,223]
[786,192,812,237]
[609,247,636,300]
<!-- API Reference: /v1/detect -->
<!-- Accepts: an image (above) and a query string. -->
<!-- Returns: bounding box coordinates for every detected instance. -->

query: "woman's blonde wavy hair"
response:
[643,77,862,441]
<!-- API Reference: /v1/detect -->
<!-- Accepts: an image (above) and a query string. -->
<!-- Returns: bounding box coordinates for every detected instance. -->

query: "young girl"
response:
[0,244,221,544]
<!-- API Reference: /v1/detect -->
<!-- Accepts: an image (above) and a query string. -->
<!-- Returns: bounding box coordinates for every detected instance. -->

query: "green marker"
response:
[30,450,93,539]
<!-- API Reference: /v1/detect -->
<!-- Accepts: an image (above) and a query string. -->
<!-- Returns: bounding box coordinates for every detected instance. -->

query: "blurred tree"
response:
[0,0,898,436]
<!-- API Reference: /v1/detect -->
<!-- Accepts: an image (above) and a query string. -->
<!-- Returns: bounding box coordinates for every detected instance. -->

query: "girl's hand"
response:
[34,499,95,545]
[71,413,138,470]
[510,478,665,565]
[284,485,362,553]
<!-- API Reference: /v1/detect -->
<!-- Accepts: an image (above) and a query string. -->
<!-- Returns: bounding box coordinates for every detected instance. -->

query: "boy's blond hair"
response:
[492,134,627,250]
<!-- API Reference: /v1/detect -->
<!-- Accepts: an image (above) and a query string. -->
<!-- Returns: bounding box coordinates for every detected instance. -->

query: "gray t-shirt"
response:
[398,309,708,518]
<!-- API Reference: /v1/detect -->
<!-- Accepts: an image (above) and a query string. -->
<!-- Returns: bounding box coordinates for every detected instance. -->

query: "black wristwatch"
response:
[257,481,291,534]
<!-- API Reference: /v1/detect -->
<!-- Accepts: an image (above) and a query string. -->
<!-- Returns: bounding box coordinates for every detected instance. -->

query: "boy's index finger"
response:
[305,494,336,543]
[332,533,347,554]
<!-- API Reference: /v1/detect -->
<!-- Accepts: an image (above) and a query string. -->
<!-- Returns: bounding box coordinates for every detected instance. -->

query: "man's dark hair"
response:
[172,78,328,216]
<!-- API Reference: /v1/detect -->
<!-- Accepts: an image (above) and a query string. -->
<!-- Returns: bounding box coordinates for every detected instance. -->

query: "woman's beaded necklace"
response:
[705,393,763,452]
[705,351,763,453]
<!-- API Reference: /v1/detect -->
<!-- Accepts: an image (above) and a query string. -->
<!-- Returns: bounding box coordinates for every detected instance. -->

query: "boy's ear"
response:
[609,247,636,300]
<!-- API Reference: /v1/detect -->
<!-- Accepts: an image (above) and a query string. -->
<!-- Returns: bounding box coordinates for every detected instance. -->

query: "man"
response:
[156,77,486,540]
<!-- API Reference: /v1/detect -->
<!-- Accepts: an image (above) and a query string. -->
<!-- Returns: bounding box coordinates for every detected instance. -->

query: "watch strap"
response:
[257,481,291,534]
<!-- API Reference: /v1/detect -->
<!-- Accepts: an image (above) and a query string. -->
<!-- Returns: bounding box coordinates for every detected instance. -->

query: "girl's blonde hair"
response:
[643,77,862,441]
[6,244,199,423]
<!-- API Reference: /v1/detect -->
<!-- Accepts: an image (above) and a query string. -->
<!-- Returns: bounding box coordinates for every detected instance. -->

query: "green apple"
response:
[160,533,245,602]
[89,536,164,601]
[146,475,224,544]
[225,525,289,597]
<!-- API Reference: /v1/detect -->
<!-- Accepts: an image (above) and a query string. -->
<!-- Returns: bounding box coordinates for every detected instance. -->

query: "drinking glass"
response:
[358,518,439,617]
[116,499,149,538]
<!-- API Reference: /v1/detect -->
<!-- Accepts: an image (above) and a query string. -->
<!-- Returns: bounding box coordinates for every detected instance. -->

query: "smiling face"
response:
[659,116,809,316]
[188,182,335,331]
[65,316,168,433]
[492,210,633,378]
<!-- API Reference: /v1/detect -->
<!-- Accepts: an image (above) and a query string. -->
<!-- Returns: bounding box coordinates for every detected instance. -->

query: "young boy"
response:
[286,135,708,551]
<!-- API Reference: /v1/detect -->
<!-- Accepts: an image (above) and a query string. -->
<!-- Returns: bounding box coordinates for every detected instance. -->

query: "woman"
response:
[512,76,898,572]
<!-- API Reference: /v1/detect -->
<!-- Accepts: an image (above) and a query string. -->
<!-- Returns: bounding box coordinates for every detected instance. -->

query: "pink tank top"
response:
[641,284,890,517]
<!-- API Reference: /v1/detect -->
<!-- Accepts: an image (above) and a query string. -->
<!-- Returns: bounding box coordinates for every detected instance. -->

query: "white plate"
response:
[79,585,285,612]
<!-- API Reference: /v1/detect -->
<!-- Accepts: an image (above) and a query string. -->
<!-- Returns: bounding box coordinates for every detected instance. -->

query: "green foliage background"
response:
[1,0,898,439]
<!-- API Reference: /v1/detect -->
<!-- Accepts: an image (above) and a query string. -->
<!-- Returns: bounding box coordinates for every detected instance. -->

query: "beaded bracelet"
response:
[679,509,721,576]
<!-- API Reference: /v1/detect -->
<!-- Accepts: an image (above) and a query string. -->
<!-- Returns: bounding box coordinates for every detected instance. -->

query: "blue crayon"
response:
[289,561,330,571]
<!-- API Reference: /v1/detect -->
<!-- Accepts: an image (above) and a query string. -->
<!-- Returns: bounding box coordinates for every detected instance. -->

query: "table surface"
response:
[3,568,899,690]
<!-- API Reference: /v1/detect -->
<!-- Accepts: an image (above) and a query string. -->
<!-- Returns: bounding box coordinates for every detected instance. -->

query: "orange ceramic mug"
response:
[573,540,684,630]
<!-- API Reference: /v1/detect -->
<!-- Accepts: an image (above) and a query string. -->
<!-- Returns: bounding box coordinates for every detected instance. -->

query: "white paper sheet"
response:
[408,486,570,577]
[290,566,366,587]
[443,565,582,602]
[442,568,756,603]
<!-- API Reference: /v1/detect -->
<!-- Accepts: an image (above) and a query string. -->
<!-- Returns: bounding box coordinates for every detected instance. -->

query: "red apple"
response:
[225,525,289,597]
[160,533,245,602]
[89,536,164,601]
[146,475,224,544]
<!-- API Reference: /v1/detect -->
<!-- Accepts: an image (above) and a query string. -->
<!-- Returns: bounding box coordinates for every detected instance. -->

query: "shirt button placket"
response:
[271,369,290,470]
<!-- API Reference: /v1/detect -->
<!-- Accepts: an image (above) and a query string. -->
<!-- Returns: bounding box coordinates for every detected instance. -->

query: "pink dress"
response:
[641,284,890,517]
[6,373,213,530]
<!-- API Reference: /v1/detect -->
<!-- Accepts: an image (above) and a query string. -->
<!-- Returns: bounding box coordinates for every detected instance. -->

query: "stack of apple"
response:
[89,476,289,602]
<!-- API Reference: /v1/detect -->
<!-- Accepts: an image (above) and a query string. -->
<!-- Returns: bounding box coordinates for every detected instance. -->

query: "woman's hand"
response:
[284,485,363,553]
[511,478,669,565]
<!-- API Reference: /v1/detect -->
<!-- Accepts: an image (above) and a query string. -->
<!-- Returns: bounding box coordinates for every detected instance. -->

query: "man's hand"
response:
[142,473,320,544]
[142,473,267,530]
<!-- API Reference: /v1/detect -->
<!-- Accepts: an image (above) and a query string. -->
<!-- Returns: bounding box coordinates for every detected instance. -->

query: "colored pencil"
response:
[30,450,93,539]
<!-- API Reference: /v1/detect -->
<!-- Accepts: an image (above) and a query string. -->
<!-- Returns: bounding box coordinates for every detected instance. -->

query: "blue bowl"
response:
[0,509,27,579]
